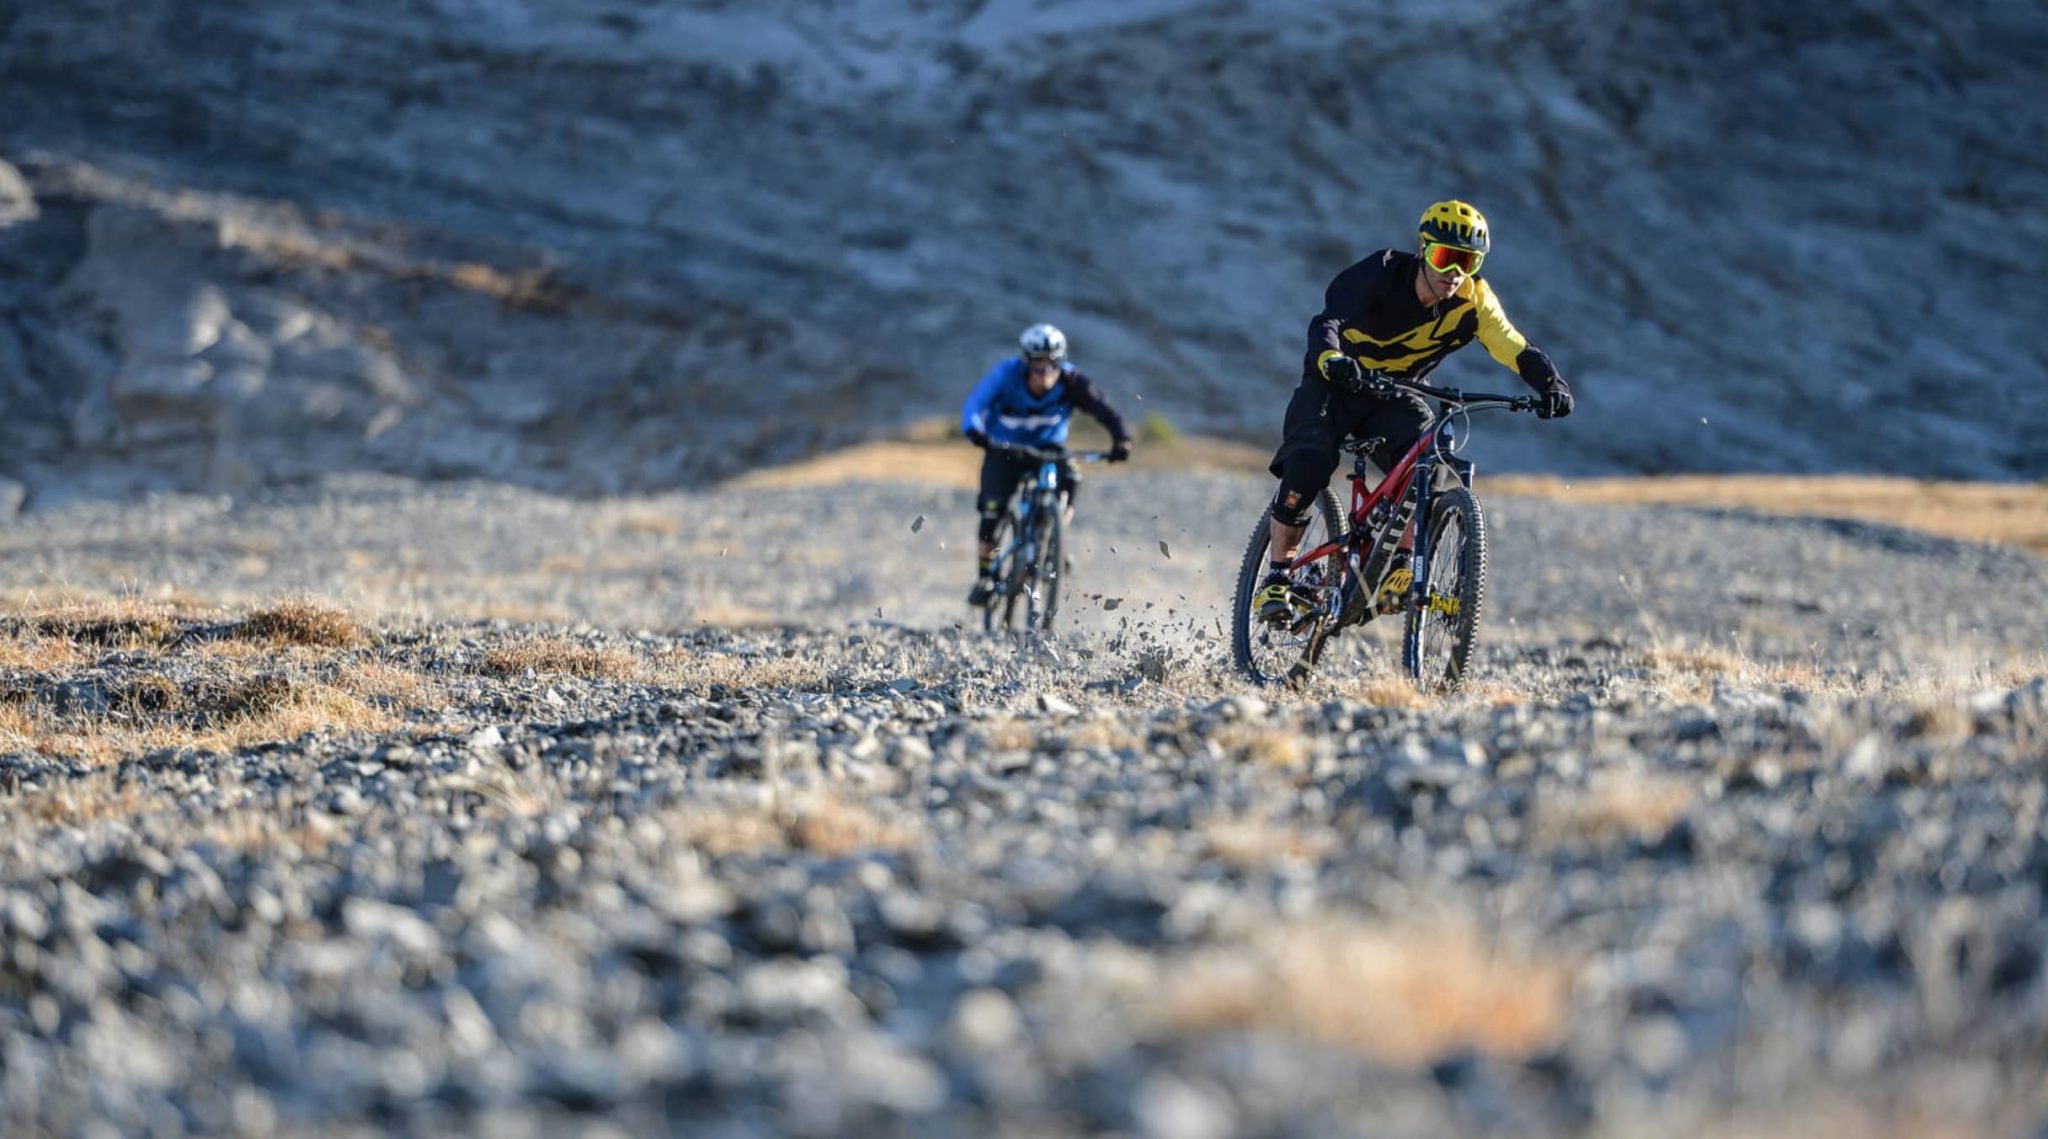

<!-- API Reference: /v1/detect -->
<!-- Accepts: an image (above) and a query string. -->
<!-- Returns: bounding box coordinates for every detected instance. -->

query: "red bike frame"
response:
[1287,424,1439,572]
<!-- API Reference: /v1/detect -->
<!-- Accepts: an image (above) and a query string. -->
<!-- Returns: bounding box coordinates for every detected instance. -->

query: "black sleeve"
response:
[1304,252,1399,373]
[1515,346,1560,391]
[1306,264,1369,360]
[1065,372,1130,444]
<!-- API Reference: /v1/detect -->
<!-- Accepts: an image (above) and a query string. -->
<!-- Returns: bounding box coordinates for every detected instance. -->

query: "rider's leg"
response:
[1363,393,1459,552]
[1259,381,1352,620]
[1265,379,1348,567]
[971,450,1029,602]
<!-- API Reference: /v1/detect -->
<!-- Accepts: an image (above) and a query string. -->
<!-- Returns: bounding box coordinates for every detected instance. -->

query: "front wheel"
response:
[1402,487,1487,691]
[1025,498,1065,631]
[982,511,1015,634]
[997,512,1036,632]
[1231,487,1344,686]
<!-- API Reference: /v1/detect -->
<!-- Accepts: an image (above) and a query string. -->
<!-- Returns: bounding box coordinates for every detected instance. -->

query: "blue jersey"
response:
[960,358,1129,448]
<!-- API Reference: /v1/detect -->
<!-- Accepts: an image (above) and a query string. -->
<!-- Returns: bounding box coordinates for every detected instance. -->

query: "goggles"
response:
[1422,241,1484,275]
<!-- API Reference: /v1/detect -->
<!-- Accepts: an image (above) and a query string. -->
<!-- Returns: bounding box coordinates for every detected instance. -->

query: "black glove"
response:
[1322,354,1364,392]
[1108,438,1132,463]
[1537,378,1574,420]
[966,428,989,449]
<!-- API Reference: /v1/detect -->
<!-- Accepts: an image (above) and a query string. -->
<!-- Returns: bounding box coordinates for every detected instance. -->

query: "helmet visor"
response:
[1422,241,1484,275]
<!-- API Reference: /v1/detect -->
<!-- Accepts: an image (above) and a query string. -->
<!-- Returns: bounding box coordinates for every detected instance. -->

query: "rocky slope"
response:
[2,470,2047,1136]
[2,1,2045,506]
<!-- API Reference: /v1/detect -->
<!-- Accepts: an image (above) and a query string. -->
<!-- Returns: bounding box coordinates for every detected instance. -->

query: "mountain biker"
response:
[1255,200,1573,624]
[962,323,1134,607]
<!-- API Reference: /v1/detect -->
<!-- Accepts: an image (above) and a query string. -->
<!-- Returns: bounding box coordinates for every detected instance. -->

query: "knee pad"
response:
[1270,486,1316,527]
[1270,448,1338,525]
[976,499,1005,543]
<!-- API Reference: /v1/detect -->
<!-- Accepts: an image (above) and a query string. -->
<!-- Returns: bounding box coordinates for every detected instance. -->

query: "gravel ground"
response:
[2,471,2046,1137]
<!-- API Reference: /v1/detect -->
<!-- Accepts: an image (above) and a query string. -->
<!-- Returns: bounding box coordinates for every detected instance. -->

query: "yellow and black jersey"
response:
[1306,248,1557,390]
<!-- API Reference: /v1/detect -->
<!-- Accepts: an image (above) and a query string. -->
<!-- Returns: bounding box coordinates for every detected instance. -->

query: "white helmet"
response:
[1018,322,1068,361]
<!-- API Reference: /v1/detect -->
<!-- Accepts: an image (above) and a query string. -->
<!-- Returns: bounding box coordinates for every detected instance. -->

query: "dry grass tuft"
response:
[1690,1096,1990,1139]
[1536,771,1696,846]
[233,602,366,648]
[1633,639,2047,713]
[109,673,183,715]
[1645,644,1745,676]
[25,600,184,649]
[1198,815,1336,870]
[1210,722,1310,769]
[202,809,339,857]
[0,673,398,767]
[1152,915,1573,1066]
[437,769,553,817]
[479,637,645,681]
[193,674,299,723]
[1491,473,2048,557]
[608,507,683,537]
[666,791,921,857]
[0,629,87,670]
[0,600,429,765]
[444,261,574,312]
[723,419,1269,492]
[1342,674,1432,709]
[332,656,440,707]
[1635,642,1785,703]
[656,647,828,692]
[690,600,781,628]
[14,772,151,827]
[971,716,1041,754]
[213,681,398,749]
[1455,678,1535,708]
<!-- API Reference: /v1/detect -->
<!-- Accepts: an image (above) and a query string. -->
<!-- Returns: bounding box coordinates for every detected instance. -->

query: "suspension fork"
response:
[1405,455,1434,609]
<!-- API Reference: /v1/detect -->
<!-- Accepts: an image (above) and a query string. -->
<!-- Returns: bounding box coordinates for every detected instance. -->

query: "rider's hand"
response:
[1108,438,1133,463]
[1537,378,1574,420]
[966,428,990,449]
[1322,354,1364,392]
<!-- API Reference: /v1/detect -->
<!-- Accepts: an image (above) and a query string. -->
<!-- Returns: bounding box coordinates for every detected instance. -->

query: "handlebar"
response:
[1381,375,1539,412]
[986,441,1113,463]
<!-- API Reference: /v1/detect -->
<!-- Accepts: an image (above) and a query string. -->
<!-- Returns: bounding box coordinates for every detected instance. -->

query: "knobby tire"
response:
[1402,487,1486,691]
[1231,487,1344,686]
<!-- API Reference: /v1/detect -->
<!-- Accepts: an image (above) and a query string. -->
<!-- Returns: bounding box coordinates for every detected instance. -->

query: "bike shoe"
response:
[1374,567,1414,613]
[1255,573,1302,625]
[967,576,997,607]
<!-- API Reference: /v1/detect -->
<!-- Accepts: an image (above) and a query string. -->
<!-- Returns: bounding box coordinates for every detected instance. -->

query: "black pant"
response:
[976,451,1077,543]
[1267,379,1459,523]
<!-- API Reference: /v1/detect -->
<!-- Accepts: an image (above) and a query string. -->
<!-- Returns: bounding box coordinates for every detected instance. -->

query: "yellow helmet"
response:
[1418,200,1491,255]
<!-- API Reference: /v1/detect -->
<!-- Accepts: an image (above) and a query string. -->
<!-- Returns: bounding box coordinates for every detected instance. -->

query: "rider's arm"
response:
[1064,373,1131,444]
[1469,280,1559,390]
[960,360,1011,437]
[1306,252,1395,378]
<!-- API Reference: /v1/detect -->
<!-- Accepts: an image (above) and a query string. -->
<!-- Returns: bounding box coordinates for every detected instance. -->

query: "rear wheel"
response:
[1402,487,1486,691]
[1231,487,1344,685]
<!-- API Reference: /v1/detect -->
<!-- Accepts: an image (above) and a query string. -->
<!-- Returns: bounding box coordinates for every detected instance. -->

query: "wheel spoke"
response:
[1402,489,1485,692]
